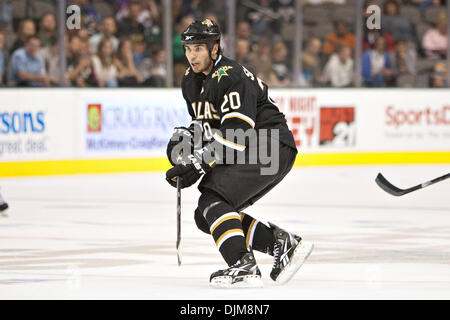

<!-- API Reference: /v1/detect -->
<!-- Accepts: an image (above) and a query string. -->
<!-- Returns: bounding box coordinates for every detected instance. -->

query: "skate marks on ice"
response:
[0,166,450,298]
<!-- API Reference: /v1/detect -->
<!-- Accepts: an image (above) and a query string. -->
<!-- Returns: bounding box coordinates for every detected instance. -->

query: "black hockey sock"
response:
[198,193,248,266]
[210,209,248,266]
[240,213,275,256]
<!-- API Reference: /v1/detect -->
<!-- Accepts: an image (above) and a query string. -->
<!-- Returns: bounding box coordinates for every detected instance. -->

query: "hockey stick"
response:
[176,177,182,266]
[375,172,450,196]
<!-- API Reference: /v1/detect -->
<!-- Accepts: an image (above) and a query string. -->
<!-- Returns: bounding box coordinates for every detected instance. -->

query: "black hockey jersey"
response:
[181,55,297,152]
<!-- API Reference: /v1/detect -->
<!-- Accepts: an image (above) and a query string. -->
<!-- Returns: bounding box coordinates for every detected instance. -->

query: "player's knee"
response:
[194,208,210,234]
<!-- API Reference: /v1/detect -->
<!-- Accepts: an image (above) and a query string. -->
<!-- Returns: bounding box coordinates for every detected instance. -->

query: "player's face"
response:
[184,43,213,75]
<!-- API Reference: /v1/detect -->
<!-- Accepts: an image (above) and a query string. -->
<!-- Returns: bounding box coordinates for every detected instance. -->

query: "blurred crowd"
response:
[0,0,448,88]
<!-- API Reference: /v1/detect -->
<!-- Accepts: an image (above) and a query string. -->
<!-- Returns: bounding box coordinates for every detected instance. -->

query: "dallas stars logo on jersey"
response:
[212,66,233,83]
[201,19,213,27]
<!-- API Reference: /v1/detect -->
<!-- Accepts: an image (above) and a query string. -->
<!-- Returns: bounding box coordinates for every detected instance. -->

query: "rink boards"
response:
[0,88,449,177]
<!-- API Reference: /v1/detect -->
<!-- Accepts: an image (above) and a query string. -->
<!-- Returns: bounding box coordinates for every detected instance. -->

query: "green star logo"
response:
[212,66,233,83]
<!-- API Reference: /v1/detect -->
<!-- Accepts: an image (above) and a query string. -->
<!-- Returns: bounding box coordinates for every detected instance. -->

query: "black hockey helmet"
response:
[181,19,221,56]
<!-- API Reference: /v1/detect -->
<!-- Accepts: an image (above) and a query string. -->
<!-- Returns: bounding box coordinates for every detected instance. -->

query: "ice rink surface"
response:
[0,165,449,300]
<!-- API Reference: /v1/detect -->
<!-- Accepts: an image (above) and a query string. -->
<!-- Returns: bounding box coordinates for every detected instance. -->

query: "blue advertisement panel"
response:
[84,91,190,157]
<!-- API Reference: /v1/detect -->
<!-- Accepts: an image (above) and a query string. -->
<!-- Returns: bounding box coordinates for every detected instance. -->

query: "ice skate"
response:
[210,251,263,288]
[269,222,313,284]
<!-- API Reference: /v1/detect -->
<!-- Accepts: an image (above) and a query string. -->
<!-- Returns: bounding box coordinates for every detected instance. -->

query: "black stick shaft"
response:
[421,173,450,188]
[176,177,182,266]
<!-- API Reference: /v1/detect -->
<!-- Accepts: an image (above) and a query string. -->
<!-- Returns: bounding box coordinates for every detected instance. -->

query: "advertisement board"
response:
[0,88,448,177]
[81,89,190,158]
[0,90,78,162]
[272,89,450,153]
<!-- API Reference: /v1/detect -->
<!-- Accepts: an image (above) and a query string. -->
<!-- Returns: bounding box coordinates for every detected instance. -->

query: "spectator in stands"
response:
[234,21,253,57]
[301,37,323,86]
[117,0,146,46]
[173,15,194,64]
[363,29,396,52]
[92,38,119,87]
[248,36,272,76]
[8,36,58,87]
[172,13,192,85]
[10,19,36,55]
[235,38,251,67]
[236,21,252,41]
[390,40,417,78]
[0,0,12,32]
[422,12,447,60]
[133,38,151,74]
[143,45,166,87]
[137,0,161,29]
[37,12,57,48]
[114,37,143,86]
[322,45,354,87]
[67,35,97,87]
[38,36,64,84]
[382,0,417,43]
[323,21,355,57]
[362,36,393,87]
[0,21,11,52]
[363,1,395,52]
[0,31,4,86]
[140,0,162,46]
[171,0,195,24]
[430,61,446,87]
[71,0,101,35]
[257,58,279,87]
[89,17,119,53]
[271,41,291,87]
[407,0,443,14]
[117,0,160,30]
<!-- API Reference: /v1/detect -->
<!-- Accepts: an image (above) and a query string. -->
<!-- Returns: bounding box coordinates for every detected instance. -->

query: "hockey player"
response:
[165,19,313,288]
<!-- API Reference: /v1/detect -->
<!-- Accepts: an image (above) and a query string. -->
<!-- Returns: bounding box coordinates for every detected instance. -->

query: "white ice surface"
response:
[0,165,449,299]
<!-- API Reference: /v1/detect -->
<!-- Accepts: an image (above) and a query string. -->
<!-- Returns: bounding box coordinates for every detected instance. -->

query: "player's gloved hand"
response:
[166,127,194,166]
[166,151,212,189]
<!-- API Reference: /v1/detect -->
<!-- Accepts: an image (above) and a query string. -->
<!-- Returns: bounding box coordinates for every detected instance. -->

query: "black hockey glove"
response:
[166,127,194,166]
[166,151,212,189]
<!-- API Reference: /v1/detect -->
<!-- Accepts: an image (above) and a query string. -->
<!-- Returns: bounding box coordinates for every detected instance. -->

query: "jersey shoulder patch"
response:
[212,65,233,83]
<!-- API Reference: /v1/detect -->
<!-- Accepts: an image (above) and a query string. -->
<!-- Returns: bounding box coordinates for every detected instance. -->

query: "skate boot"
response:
[210,251,263,288]
[269,222,313,284]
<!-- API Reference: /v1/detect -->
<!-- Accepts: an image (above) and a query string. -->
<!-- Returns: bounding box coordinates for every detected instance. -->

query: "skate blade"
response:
[275,241,314,285]
[210,275,264,289]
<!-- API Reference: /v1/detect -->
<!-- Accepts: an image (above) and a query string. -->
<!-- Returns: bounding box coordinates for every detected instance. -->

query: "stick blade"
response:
[375,173,407,196]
